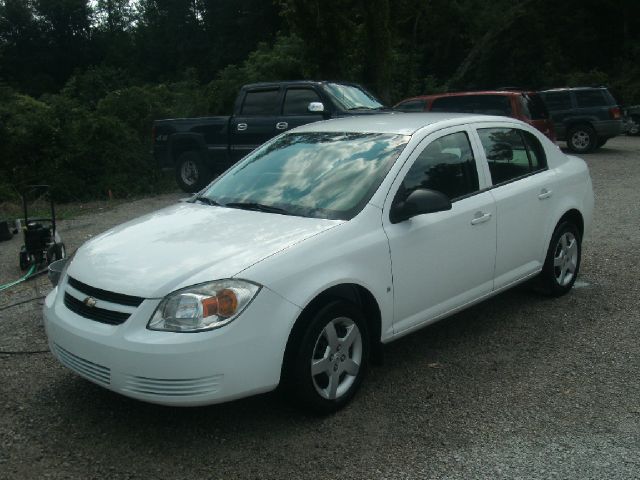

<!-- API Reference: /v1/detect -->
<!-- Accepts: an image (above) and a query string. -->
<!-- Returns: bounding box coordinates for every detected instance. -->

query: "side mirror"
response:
[390,188,452,224]
[308,102,325,113]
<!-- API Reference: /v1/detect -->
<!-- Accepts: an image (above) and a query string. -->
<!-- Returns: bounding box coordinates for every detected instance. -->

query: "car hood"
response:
[67,203,342,298]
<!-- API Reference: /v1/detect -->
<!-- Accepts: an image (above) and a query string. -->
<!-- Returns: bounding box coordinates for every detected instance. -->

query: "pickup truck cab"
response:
[153,81,386,192]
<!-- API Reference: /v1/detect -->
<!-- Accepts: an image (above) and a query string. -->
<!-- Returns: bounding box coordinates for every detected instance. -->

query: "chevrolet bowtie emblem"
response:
[83,297,97,308]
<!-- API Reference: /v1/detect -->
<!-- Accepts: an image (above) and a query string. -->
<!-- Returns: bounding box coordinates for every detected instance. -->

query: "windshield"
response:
[200,132,409,220]
[324,83,385,110]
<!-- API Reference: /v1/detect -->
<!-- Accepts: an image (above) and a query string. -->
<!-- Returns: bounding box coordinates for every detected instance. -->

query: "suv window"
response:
[522,93,549,119]
[401,131,479,200]
[575,90,608,108]
[241,89,281,115]
[478,128,547,184]
[431,95,512,116]
[283,88,323,115]
[543,92,572,110]
[395,99,426,112]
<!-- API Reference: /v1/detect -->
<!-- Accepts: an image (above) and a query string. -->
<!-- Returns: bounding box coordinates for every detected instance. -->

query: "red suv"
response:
[394,91,556,141]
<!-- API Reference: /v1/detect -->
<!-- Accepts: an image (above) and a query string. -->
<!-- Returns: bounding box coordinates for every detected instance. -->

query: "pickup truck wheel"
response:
[175,151,211,193]
[628,116,640,136]
[566,125,596,153]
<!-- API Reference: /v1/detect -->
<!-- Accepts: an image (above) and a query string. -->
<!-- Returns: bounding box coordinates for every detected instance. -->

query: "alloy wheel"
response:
[553,231,578,286]
[181,159,198,186]
[310,317,363,400]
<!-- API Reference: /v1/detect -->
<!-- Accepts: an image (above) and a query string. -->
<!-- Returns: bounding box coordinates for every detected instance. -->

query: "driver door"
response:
[383,127,497,334]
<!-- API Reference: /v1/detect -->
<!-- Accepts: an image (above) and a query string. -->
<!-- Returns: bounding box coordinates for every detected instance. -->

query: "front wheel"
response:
[285,300,370,414]
[566,125,597,153]
[175,151,211,193]
[538,222,582,297]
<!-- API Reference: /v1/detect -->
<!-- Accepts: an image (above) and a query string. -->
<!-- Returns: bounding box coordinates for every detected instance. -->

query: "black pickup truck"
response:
[153,81,386,192]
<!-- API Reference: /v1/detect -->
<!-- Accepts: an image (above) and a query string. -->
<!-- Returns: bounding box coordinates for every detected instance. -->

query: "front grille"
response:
[64,293,130,325]
[122,374,223,397]
[54,344,111,385]
[67,276,143,307]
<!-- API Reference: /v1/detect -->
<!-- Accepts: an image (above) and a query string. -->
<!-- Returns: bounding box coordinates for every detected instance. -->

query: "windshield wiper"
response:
[193,196,220,206]
[224,202,292,216]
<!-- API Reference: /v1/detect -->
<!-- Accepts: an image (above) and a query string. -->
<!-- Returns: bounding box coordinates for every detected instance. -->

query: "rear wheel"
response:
[566,124,597,153]
[538,221,581,297]
[175,151,211,193]
[285,300,370,414]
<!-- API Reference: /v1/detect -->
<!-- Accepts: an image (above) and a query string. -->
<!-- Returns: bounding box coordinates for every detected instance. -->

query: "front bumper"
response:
[43,277,301,406]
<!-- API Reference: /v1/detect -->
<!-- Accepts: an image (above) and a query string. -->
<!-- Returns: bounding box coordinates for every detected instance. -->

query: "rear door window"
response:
[575,90,608,108]
[431,95,512,116]
[478,128,547,185]
[240,89,281,115]
[543,92,572,110]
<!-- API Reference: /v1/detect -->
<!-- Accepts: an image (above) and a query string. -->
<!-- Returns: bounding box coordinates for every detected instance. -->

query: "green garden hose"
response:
[0,264,37,292]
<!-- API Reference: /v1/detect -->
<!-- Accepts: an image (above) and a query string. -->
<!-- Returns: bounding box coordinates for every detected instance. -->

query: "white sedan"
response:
[43,113,594,413]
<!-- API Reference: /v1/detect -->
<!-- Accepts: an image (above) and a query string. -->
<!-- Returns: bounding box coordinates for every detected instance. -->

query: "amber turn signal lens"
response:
[217,289,238,317]
[202,296,219,318]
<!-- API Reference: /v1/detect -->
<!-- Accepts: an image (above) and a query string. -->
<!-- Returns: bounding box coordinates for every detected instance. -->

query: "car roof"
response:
[397,90,531,103]
[242,80,362,89]
[292,112,514,135]
[540,86,608,93]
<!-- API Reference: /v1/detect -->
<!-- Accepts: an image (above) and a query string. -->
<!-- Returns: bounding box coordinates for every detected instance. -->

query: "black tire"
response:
[284,299,370,414]
[596,137,608,148]
[566,124,597,153]
[19,248,30,271]
[175,151,211,193]
[538,221,582,297]
[46,242,66,264]
[628,116,640,136]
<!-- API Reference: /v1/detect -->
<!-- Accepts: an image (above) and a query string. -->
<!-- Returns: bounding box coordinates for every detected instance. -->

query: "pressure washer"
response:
[18,185,66,271]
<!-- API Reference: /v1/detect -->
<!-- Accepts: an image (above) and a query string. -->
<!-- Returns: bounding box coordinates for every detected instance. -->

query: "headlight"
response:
[147,279,261,332]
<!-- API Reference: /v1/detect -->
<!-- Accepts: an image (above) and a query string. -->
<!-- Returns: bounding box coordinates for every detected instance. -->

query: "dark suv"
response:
[538,87,623,153]
[394,90,556,141]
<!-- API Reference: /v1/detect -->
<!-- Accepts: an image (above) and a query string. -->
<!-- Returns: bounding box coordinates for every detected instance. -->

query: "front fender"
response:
[237,204,395,341]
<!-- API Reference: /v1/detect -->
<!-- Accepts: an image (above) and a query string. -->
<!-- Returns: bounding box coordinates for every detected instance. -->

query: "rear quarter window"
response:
[542,92,572,111]
[522,93,549,119]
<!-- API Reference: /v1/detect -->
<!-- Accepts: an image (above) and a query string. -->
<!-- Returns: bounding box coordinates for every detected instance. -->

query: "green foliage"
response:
[1,0,639,204]
[206,34,312,114]
[0,73,210,202]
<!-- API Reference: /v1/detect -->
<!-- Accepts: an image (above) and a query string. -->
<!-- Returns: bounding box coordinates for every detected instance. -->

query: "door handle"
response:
[237,123,248,131]
[538,188,553,200]
[276,122,288,130]
[471,211,492,225]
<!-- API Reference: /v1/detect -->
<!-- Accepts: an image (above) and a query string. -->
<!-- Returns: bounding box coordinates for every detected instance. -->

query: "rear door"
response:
[230,87,283,161]
[540,91,573,139]
[275,86,326,133]
[472,124,558,288]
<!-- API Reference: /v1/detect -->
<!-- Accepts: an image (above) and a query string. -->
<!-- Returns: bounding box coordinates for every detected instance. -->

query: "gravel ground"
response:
[1,137,639,479]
